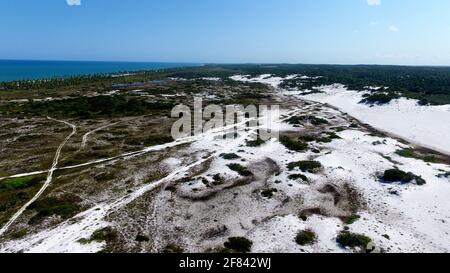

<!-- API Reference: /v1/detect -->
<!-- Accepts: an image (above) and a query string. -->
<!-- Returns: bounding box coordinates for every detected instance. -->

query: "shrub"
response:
[342,214,361,225]
[261,188,278,198]
[28,196,81,224]
[10,229,28,240]
[227,164,253,177]
[246,138,266,147]
[380,169,426,185]
[287,115,328,126]
[90,227,117,242]
[299,135,317,142]
[224,237,253,253]
[360,92,400,105]
[288,174,308,182]
[287,160,322,173]
[336,231,372,248]
[220,153,241,160]
[279,136,308,152]
[295,229,317,246]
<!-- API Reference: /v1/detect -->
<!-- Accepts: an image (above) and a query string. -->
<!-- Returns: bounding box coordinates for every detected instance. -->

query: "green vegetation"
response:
[336,231,372,248]
[380,169,426,185]
[318,132,341,143]
[295,229,317,246]
[0,95,175,119]
[10,229,28,240]
[261,188,278,199]
[360,92,400,105]
[279,136,308,152]
[78,227,117,244]
[287,160,322,173]
[125,134,173,147]
[3,64,450,105]
[246,138,266,147]
[0,175,45,192]
[287,115,328,126]
[342,214,361,225]
[223,237,253,253]
[27,196,81,224]
[218,64,450,105]
[227,164,253,177]
[212,173,225,185]
[90,227,117,242]
[288,174,308,182]
[395,148,442,164]
[220,153,241,160]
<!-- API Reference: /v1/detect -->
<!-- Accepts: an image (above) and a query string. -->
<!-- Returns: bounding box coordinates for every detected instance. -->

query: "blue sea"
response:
[0,60,199,82]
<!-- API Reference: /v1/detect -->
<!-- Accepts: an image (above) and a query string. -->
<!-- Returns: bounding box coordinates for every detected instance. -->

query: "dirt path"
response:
[0,117,77,237]
[80,121,120,149]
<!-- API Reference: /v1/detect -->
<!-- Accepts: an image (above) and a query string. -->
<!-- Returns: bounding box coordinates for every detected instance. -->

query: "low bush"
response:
[246,138,266,147]
[295,229,317,246]
[380,169,426,185]
[27,196,81,224]
[336,231,372,248]
[227,164,253,177]
[288,174,308,182]
[360,92,400,105]
[279,136,308,152]
[261,188,278,198]
[287,160,322,173]
[220,153,241,160]
[287,115,328,126]
[223,237,253,253]
[342,214,361,225]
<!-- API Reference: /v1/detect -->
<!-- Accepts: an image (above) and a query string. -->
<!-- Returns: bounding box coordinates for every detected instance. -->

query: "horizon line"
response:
[1,58,450,68]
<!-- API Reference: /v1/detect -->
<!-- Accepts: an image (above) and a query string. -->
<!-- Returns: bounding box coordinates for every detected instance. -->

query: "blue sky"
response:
[1,0,449,65]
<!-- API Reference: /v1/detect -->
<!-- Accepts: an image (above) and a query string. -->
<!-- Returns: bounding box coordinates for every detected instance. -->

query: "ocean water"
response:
[0,60,198,82]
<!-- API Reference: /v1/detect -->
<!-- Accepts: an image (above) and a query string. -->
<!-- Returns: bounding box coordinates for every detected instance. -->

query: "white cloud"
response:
[367,0,381,6]
[389,25,399,32]
[67,0,81,6]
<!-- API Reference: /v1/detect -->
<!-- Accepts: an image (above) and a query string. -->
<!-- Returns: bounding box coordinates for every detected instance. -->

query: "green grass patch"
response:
[395,148,442,164]
[0,175,45,192]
